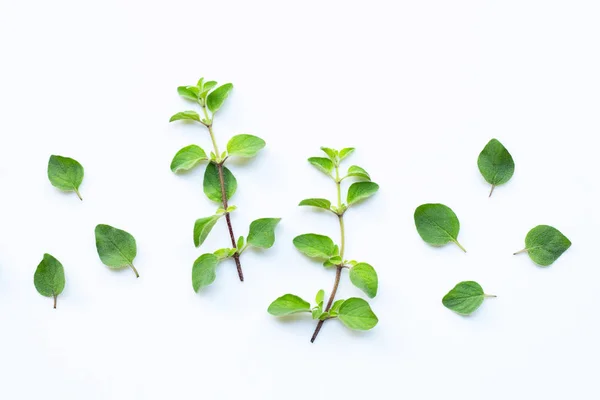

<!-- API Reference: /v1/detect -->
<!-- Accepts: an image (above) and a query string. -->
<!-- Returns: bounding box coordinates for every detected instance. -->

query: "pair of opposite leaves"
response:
[34,225,138,308]
[414,139,572,315]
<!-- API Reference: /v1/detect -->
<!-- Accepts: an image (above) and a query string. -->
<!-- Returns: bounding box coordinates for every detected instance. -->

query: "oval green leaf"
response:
[298,198,332,210]
[293,234,336,259]
[443,281,494,315]
[227,134,266,158]
[247,218,281,249]
[48,155,84,200]
[414,203,466,252]
[338,298,378,330]
[34,253,66,309]
[170,145,207,173]
[339,147,355,161]
[203,163,237,203]
[349,263,378,298]
[308,157,334,176]
[177,86,199,101]
[169,110,201,123]
[477,138,515,197]
[206,83,233,114]
[94,224,139,277]
[193,215,221,247]
[518,225,572,266]
[192,253,219,292]
[347,182,379,205]
[268,294,311,316]
[346,166,371,181]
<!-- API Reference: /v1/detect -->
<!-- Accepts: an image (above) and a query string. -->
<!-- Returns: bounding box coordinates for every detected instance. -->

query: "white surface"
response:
[1,1,599,399]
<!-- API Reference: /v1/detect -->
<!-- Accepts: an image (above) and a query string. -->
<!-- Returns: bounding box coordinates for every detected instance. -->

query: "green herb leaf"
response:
[170,145,208,173]
[206,83,233,114]
[349,263,378,298]
[193,215,221,247]
[34,253,66,309]
[293,234,336,259]
[442,281,495,315]
[347,182,379,205]
[338,298,378,330]
[339,147,355,161]
[169,110,201,123]
[268,294,311,316]
[477,138,515,197]
[48,155,84,200]
[94,224,139,277]
[315,289,325,305]
[329,299,345,316]
[298,198,332,210]
[308,157,334,176]
[346,166,371,181]
[414,203,466,252]
[320,147,338,162]
[177,86,199,101]
[203,163,237,202]
[202,80,218,92]
[227,134,266,158]
[247,218,281,249]
[515,225,572,266]
[196,78,204,89]
[192,253,219,291]
[237,236,245,250]
[213,248,232,260]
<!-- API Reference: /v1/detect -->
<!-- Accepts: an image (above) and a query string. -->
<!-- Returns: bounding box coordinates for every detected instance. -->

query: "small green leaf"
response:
[47,155,84,200]
[192,253,219,291]
[414,203,466,252]
[346,166,371,181]
[94,224,139,277]
[193,215,221,247]
[516,225,572,266]
[293,234,336,259]
[226,205,237,213]
[169,110,201,123]
[298,198,332,210]
[443,281,495,315]
[213,248,232,260]
[207,83,233,114]
[202,80,218,92]
[34,253,66,309]
[477,139,515,197]
[203,163,237,202]
[227,134,266,158]
[320,147,338,161]
[329,299,345,316]
[237,236,245,250]
[170,145,208,173]
[315,289,325,305]
[347,182,379,205]
[349,263,378,298]
[338,298,378,330]
[247,218,281,249]
[328,256,342,265]
[268,294,311,316]
[177,86,199,101]
[339,147,355,161]
[308,157,334,176]
[196,78,204,89]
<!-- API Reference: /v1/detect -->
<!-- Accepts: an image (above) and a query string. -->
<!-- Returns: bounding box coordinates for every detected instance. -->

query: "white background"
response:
[1,1,599,399]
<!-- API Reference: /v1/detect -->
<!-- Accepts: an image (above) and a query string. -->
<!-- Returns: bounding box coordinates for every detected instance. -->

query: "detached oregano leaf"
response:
[293,234,336,259]
[338,298,378,330]
[171,145,208,173]
[477,138,515,197]
[515,225,572,266]
[442,281,496,315]
[194,215,221,247]
[347,182,379,205]
[247,218,281,249]
[206,83,233,114]
[192,253,219,291]
[349,263,378,298]
[203,163,237,202]
[414,203,466,252]
[47,155,84,200]
[94,224,139,278]
[227,134,266,158]
[34,253,65,309]
[268,294,312,316]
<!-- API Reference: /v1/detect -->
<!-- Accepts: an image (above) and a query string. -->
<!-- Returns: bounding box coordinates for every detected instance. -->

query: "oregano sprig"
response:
[170,77,280,291]
[269,147,379,343]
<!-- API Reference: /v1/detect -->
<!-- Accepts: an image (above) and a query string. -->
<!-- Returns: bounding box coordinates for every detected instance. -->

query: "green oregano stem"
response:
[311,164,346,343]
[200,103,243,281]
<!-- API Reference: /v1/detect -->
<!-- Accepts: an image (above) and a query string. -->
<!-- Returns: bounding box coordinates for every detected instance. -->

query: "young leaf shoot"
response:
[170,77,280,290]
[47,155,84,200]
[34,253,66,309]
[477,139,515,197]
[514,225,571,266]
[442,281,496,315]
[94,224,139,278]
[269,147,379,343]
[414,203,466,252]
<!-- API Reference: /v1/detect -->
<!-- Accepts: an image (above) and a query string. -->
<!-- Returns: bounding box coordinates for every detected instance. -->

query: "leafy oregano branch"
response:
[269,147,379,343]
[170,77,280,292]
